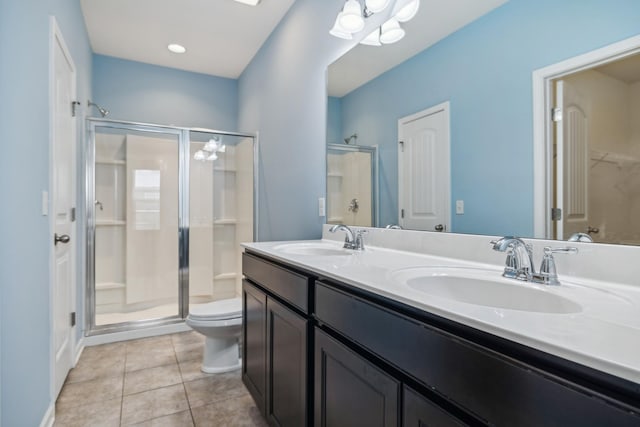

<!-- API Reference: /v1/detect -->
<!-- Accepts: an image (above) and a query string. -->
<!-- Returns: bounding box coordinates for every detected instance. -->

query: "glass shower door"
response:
[91,125,182,327]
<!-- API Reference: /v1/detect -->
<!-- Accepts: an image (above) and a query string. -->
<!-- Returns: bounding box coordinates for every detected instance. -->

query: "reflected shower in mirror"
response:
[327,144,378,227]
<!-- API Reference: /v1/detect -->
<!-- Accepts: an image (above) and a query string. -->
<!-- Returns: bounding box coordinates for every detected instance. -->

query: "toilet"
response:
[186,297,243,374]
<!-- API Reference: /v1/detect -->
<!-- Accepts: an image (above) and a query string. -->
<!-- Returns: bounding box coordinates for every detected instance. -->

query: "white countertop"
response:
[242,238,640,385]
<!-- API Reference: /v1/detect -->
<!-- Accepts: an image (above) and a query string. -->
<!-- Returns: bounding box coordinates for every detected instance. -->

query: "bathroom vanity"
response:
[241,230,640,426]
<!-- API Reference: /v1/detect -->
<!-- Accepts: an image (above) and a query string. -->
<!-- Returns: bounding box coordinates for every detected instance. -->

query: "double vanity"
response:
[241,226,640,426]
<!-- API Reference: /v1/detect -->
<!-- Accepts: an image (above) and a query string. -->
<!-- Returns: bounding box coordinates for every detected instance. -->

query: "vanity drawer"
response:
[315,281,640,427]
[242,252,310,313]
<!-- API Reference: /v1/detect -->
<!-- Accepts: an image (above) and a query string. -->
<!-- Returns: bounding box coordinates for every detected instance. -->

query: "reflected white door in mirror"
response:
[398,102,451,232]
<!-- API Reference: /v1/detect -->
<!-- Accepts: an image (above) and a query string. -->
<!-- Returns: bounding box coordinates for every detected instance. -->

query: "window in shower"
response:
[188,131,254,306]
[92,125,181,327]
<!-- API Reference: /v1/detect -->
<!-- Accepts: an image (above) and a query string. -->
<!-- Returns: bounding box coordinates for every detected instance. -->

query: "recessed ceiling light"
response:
[167,43,186,54]
[233,0,261,5]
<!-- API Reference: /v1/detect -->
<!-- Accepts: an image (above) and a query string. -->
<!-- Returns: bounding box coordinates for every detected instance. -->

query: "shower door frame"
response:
[85,118,259,336]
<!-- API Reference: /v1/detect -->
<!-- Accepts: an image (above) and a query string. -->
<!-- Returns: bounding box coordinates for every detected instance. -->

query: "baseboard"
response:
[83,322,190,346]
[73,337,84,366]
[39,403,55,427]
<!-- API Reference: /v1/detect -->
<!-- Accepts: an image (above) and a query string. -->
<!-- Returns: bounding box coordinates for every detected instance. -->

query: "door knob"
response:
[434,224,444,232]
[54,233,70,245]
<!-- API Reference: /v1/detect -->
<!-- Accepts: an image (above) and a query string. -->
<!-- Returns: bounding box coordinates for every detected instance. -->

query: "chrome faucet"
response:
[385,224,403,229]
[491,236,577,285]
[491,236,536,281]
[329,224,366,250]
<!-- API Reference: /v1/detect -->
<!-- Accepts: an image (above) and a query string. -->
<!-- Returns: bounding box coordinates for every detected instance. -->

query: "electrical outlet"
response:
[456,200,464,215]
[319,197,326,217]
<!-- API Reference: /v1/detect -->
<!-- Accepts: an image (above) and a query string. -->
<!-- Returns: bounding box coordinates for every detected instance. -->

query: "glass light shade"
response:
[365,0,390,13]
[360,28,382,46]
[330,15,353,39]
[193,150,206,161]
[207,152,218,161]
[395,0,420,22]
[218,144,226,153]
[167,43,186,54]
[380,19,405,44]
[338,0,365,33]
[203,137,220,152]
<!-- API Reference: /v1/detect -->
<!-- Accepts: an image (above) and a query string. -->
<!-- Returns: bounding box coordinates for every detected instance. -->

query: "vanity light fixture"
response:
[360,28,382,46]
[394,0,420,22]
[380,18,405,44]
[233,0,262,5]
[194,137,226,161]
[194,150,207,161]
[331,0,419,45]
[167,43,186,54]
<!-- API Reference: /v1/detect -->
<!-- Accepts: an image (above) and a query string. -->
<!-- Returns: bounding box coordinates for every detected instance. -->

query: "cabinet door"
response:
[403,386,466,427]
[266,297,308,427]
[242,280,267,414]
[315,328,400,427]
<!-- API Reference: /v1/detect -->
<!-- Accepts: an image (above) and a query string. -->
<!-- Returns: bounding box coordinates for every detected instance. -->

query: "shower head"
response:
[87,100,109,117]
[344,133,357,144]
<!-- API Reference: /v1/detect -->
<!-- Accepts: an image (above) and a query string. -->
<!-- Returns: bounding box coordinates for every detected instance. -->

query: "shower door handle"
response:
[54,233,70,245]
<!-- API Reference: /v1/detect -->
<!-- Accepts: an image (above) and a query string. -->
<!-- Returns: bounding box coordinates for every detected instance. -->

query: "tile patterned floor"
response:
[54,332,267,427]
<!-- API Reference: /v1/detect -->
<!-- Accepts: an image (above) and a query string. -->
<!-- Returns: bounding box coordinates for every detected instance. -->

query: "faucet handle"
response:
[354,229,368,250]
[539,246,578,285]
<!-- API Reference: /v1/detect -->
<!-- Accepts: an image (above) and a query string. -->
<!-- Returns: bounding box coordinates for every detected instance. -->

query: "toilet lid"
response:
[189,297,242,320]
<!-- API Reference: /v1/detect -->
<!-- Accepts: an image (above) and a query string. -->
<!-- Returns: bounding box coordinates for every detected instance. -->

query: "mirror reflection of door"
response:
[553,54,640,244]
[327,144,377,227]
[398,102,451,232]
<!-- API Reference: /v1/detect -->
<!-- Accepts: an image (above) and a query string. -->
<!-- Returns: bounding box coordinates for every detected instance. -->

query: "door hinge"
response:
[401,209,405,219]
[551,208,562,221]
[70,312,76,327]
[552,108,563,122]
[399,140,404,152]
[70,207,76,222]
[71,101,81,117]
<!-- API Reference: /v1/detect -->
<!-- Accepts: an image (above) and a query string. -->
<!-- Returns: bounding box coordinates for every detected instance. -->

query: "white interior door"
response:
[398,102,451,231]
[51,21,76,398]
[554,80,589,240]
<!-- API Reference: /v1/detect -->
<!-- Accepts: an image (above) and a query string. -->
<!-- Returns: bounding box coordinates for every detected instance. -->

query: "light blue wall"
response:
[327,96,343,145]
[0,0,92,425]
[238,0,364,241]
[93,54,238,130]
[339,0,640,235]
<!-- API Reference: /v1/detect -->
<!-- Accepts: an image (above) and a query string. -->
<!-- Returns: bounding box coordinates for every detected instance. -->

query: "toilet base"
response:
[201,335,241,374]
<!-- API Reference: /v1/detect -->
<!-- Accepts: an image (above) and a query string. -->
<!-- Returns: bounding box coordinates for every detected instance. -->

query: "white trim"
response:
[73,337,84,366]
[49,15,78,405]
[39,403,55,427]
[532,34,640,238]
[397,101,452,231]
[83,322,190,346]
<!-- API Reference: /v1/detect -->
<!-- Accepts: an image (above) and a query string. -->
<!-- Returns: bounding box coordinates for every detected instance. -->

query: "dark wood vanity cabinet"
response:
[243,251,640,427]
[242,253,311,427]
[314,328,400,427]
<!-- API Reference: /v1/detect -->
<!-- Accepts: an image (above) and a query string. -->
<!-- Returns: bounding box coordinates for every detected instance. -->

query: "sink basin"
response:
[273,242,352,257]
[389,267,582,314]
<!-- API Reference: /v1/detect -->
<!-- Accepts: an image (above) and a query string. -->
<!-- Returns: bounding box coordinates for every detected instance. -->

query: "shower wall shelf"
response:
[96,159,126,165]
[96,282,125,290]
[213,219,237,225]
[214,273,237,280]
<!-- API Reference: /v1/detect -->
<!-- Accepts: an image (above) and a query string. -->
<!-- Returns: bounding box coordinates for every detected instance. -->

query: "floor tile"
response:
[121,384,189,425]
[126,335,173,354]
[66,354,125,384]
[125,346,177,372]
[178,358,215,383]
[184,371,247,409]
[57,374,124,408]
[171,331,204,348]
[54,397,122,427]
[191,395,267,427]
[124,363,182,395]
[128,410,194,427]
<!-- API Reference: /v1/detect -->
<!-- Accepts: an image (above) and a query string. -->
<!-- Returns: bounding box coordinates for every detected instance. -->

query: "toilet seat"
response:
[188,297,242,321]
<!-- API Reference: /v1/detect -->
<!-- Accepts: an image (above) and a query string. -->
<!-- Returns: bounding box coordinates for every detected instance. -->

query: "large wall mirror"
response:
[326,0,640,246]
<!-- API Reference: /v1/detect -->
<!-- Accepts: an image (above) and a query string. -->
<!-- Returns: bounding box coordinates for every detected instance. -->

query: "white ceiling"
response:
[328,0,509,97]
[80,0,295,79]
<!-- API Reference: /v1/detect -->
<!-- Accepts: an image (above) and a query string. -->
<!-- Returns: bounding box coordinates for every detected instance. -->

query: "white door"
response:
[554,80,589,240]
[51,21,76,398]
[398,102,451,231]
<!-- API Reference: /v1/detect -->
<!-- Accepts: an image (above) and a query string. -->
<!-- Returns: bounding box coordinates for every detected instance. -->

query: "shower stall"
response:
[86,119,257,334]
